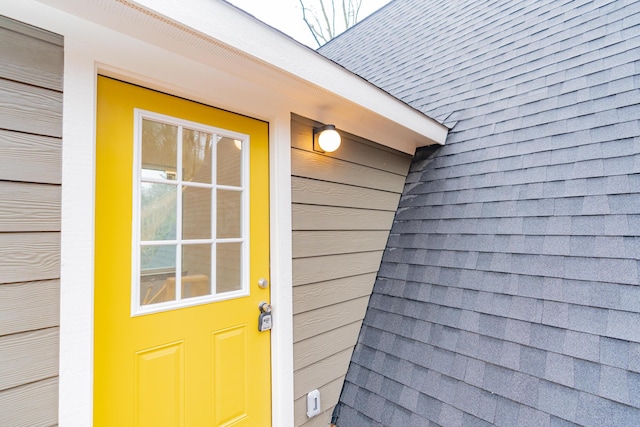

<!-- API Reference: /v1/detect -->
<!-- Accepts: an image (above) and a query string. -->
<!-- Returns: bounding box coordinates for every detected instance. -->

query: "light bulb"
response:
[317,128,341,152]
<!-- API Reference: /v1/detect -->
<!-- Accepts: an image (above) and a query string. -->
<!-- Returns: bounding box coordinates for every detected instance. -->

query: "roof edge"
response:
[133,0,448,148]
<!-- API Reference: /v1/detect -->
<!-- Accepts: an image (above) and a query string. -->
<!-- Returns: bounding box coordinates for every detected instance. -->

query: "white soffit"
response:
[42,0,448,152]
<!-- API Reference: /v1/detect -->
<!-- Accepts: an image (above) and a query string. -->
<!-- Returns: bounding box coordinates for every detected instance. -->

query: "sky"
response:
[226,0,391,48]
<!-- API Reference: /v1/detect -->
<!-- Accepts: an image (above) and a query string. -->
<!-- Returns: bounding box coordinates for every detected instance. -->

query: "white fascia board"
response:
[38,0,447,152]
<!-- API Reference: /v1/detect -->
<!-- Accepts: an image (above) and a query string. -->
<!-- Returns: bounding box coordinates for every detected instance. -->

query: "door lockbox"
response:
[258,302,272,332]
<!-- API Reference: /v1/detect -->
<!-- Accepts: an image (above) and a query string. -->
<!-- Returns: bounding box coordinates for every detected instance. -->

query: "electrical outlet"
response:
[306,389,321,418]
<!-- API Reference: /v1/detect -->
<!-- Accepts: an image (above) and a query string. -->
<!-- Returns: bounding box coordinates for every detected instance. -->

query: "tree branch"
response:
[299,0,322,46]
[299,0,365,46]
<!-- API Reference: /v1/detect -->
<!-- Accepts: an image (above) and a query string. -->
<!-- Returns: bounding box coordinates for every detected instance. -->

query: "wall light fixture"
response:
[313,124,341,153]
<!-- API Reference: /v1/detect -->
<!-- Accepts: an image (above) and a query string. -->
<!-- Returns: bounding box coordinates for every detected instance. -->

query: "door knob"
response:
[259,302,272,314]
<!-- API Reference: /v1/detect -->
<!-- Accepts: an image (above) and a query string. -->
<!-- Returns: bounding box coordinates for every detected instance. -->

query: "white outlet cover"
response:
[307,389,321,418]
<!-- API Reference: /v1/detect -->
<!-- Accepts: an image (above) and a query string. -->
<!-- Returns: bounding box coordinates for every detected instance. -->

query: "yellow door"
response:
[94,76,271,426]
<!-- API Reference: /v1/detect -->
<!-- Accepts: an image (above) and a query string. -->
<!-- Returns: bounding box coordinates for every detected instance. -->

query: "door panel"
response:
[135,342,185,426]
[213,326,248,425]
[94,76,270,426]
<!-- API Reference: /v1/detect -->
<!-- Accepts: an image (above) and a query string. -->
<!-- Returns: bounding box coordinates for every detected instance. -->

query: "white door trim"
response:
[58,38,98,426]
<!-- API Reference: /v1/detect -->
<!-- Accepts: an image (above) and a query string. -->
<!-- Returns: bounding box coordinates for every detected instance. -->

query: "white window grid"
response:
[131,109,251,316]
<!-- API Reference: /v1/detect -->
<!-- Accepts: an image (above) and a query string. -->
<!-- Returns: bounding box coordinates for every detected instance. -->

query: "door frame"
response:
[64,67,293,426]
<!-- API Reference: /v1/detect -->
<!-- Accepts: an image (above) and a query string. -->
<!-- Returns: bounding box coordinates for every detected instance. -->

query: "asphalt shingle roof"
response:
[320,0,640,425]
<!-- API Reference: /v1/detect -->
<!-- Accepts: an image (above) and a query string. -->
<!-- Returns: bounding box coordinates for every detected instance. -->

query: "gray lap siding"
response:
[0,15,62,427]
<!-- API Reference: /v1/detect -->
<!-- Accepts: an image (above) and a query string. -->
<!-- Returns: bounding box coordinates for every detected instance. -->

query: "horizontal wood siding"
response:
[291,114,411,426]
[293,251,384,286]
[0,328,59,391]
[291,148,406,192]
[0,130,62,184]
[293,296,370,343]
[0,16,62,426]
[292,176,401,210]
[0,377,59,427]
[0,24,63,91]
[293,376,345,427]
[0,280,60,337]
[293,230,390,258]
[292,204,396,231]
[0,181,61,232]
[292,273,377,315]
[0,79,63,138]
[293,321,362,370]
[0,233,61,284]
[294,348,354,400]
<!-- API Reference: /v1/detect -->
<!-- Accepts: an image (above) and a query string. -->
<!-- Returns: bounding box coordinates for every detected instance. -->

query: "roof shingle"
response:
[321,0,640,425]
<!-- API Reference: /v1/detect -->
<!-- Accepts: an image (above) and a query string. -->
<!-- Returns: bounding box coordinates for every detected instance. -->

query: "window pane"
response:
[141,244,176,270]
[135,114,250,312]
[141,183,177,241]
[182,186,212,240]
[216,242,241,293]
[140,244,176,305]
[217,137,242,187]
[217,189,241,238]
[182,244,212,299]
[142,119,178,180]
[183,128,213,183]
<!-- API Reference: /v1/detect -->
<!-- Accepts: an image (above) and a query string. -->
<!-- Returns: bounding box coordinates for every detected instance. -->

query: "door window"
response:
[133,110,249,315]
